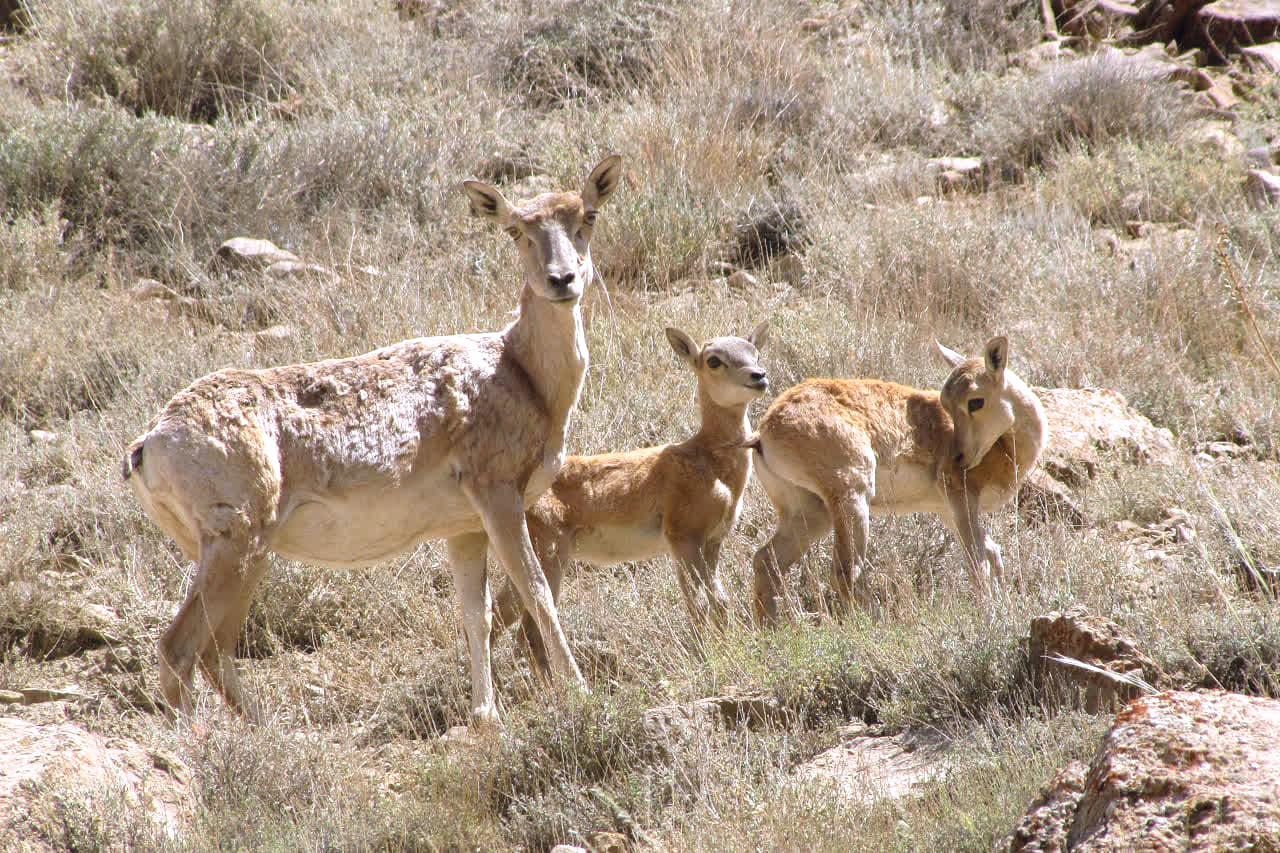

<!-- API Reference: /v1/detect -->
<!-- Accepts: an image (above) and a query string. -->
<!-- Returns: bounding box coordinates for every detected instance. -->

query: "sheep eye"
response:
[968,398,984,414]
[707,356,723,368]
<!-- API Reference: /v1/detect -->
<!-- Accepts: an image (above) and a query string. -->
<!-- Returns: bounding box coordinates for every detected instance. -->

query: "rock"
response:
[1018,387,1178,525]
[264,259,337,280]
[927,156,984,192]
[1186,0,1280,62]
[1005,761,1090,852]
[1240,40,1280,70]
[1018,468,1087,528]
[1099,43,1212,89]
[1131,0,1213,46]
[1186,120,1244,160]
[1011,40,1071,71]
[791,724,951,803]
[0,718,192,848]
[1003,691,1280,851]
[643,691,790,751]
[1051,0,1139,37]
[1245,168,1280,208]
[586,831,629,853]
[252,324,297,349]
[1193,438,1250,461]
[27,429,57,445]
[1032,387,1179,481]
[1245,144,1280,168]
[210,237,300,273]
[474,150,539,184]
[1028,608,1163,713]
[129,278,173,301]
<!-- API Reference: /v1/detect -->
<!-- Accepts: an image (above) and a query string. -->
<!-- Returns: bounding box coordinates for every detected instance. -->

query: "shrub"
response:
[26,0,301,122]
[494,0,669,107]
[967,52,1192,177]
[0,204,67,292]
[861,0,1042,72]
[0,104,189,262]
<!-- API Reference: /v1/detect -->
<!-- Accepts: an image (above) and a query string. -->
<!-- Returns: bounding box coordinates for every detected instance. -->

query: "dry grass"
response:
[1,0,1279,849]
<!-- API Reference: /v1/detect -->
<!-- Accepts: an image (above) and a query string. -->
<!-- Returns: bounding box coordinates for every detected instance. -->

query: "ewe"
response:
[124,157,622,725]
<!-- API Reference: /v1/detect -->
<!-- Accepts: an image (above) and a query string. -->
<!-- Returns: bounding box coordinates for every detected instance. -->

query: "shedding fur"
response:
[125,156,623,726]
[750,336,1047,625]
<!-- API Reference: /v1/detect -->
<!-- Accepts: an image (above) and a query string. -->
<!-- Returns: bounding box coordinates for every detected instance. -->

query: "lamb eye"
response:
[707,356,723,368]
[968,398,984,414]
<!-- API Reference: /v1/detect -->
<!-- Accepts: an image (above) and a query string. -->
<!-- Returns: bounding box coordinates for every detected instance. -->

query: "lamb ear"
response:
[984,336,1009,376]
[462,180,514,225]
[748,320,770,350]
[583,155,622,210]
[935,340,965,368]
[664,327,699,366]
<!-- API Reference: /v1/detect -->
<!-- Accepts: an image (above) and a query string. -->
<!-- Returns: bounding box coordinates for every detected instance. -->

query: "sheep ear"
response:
[748,320,770,350]
[462,180,514,225]
[583,155,622,210]
[984,336,1009,376]
[935,340,965,368]
[665,327,699,366]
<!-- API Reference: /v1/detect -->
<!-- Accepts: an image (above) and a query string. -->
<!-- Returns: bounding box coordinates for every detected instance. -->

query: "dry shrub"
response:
[814,201,1043,326]
[0,204,67,292]
[25,0,302,122]
[861,0,1042,72]
[0,338,137,428]
[732,199,809,269]
[1042,138,1242,228]
[969,53,1191,177]
[0,105,190,262]
[494,0,670,107]
[493,690,664,850]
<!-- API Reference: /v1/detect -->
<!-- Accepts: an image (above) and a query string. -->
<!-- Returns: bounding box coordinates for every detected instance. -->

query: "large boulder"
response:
[1019,387,1178,527]
[0,718,192,849]
[1005,690,1280,851]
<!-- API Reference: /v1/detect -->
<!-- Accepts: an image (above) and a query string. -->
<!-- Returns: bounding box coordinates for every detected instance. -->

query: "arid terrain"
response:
[1,0,1278,849]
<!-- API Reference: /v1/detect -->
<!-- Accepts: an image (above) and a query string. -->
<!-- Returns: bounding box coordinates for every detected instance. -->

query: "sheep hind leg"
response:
[826,489,873,617]
[751,488,832,627]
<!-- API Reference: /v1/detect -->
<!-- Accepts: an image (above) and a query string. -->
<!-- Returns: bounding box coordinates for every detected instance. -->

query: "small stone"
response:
[211,237,300,273]
[1245,169,1280,208]
[130,278,172,301]
[265,260,336,280]
[253,325,297,348]
[1240,42,1280,73]
[28,429,57,445]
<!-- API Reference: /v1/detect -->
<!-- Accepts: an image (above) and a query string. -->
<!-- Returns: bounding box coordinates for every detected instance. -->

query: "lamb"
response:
[749,336,1047,624]
[491,323,770,673]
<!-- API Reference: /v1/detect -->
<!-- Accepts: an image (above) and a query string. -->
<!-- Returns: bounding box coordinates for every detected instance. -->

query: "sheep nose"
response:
[548,271,576,290]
